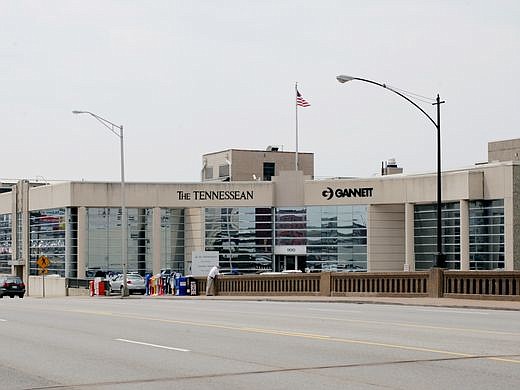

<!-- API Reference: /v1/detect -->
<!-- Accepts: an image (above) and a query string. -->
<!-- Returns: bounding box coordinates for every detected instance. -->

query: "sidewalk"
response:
[153,294,520,311]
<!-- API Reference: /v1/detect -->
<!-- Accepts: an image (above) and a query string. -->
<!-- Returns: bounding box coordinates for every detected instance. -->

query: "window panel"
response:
[29,208,71,277]
[0,214,12,274]
[414,202,460,270]
[469,200,504,270]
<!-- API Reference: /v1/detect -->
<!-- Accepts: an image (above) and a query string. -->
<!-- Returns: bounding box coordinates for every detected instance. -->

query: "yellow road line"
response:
[68,309,520,364]
[308,315,520,337]
[152,306,520,337]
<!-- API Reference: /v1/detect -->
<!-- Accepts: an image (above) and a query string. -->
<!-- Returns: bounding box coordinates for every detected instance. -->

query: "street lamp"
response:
[336,75,446,268]
[72,110,129,295]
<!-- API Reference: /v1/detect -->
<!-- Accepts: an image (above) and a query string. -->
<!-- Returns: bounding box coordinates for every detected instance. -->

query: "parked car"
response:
[0,275,25,298]
[109,274,146,295]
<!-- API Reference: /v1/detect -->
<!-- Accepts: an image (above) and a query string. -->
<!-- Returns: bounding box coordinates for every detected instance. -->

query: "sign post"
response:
[37,255,51,298]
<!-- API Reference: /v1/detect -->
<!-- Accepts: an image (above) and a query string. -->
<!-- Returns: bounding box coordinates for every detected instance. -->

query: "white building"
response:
[1,140,518,286]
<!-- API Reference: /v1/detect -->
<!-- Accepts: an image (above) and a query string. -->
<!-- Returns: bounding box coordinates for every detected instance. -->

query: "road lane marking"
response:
[115,338,190,352]
[308,308,362,314]
[240,327,331,339]
[70,309,520,365]
[306,315,520,337]
[489,357,520,363]
[170,307,515,336]
[415,308,490,315]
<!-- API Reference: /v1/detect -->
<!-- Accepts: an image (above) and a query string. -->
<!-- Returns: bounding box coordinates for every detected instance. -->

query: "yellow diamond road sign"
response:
[37,255,51,269]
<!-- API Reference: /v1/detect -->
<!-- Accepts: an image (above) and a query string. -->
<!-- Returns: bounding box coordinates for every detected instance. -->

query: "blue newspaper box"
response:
[175,277,188,296]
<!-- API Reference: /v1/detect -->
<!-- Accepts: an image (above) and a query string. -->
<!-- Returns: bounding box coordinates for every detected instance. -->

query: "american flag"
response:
[296,89,310,107]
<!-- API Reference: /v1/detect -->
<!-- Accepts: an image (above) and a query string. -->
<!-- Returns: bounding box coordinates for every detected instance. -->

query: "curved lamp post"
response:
[72,110,129,295]
[336,75,446,268]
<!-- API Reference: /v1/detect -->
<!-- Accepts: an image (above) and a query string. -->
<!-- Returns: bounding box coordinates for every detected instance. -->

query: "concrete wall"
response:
[28,275,67,297]
[489,138,520,162]
[514,165,520,270]
[304,169,486,206]
[272,171,307,207]
[368,204,405,271]
[202,149,314,182]
[185,207,204,274]
[231,149,313,181]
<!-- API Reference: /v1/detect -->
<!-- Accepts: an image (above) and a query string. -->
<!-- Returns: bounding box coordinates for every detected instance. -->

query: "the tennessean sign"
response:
[177,190,254,201]
[322,187,373,200]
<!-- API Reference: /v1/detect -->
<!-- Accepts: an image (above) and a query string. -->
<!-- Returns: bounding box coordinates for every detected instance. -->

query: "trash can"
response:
[175,277,188,296]
[97,279,106,296]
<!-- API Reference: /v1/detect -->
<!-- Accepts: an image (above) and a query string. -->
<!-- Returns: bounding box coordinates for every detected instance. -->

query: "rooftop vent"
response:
[381,158,403,176]
[266,145,279,152]
[386,158,397,168]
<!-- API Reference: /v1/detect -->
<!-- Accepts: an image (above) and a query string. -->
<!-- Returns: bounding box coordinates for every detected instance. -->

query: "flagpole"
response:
[295,82,299,171]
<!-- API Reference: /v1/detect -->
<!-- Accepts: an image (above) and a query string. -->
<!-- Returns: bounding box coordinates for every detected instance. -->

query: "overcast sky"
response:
[2,0,519,183]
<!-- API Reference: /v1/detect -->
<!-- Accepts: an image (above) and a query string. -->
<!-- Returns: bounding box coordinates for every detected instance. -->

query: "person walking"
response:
[206,265,220,296]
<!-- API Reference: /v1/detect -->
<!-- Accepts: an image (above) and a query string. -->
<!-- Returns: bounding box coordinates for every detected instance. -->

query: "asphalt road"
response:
[1,296,519,390]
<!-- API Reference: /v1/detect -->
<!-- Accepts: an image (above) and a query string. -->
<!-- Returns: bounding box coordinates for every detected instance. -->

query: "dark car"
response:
[0,275,25,298]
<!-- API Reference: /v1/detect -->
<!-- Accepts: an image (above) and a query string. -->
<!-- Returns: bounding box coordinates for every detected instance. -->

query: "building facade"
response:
[0,156,518,285]
[202,147,314,182]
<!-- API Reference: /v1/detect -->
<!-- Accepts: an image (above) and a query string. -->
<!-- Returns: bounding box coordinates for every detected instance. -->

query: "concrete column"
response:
[21,181,30,287]
[367,205,372,272]
[320,271,332,296]
[405,203,415,271]
[77,207,88,279]
[65,208,72,278]
[459,200,470,270]
[513,165,520,270]
[152,207,162,274]
[428,268,444,298]
[11,185,18,276]
[504,196,514,270]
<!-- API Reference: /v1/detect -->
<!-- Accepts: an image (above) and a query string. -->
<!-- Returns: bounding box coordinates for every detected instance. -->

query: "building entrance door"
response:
[275,255,306,272]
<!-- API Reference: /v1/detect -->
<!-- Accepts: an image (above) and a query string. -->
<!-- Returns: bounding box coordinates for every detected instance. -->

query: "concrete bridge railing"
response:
[191,269,520,301]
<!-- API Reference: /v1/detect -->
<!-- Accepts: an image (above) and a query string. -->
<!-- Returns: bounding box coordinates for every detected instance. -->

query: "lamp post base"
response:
[434,253,445,269]
[120,286,130,298]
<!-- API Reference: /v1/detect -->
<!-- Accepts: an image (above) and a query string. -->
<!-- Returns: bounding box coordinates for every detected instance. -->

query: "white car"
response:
[109,274,146,295]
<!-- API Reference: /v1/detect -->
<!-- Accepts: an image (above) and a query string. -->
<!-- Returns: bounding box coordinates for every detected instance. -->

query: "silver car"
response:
[109,274,146,295]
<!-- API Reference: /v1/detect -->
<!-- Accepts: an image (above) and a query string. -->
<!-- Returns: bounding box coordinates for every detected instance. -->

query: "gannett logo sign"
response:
[322,187,374,200]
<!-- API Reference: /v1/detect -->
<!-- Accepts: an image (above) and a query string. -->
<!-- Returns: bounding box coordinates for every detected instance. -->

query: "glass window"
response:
[0,214,12,274]
[414,202,460,270]
[204,167,213,180]
[87,207,152,276]
[127,208,152,275]
[469,199,504,270]
[204,206,368,274]
[29,208,67,277]
[277,206,368,272]
[275,208,306,246]
[16,212,22,261]
[218,164,229,178]
[161,208,185,274]
[205,207,273,273]
[263,162,275,181]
